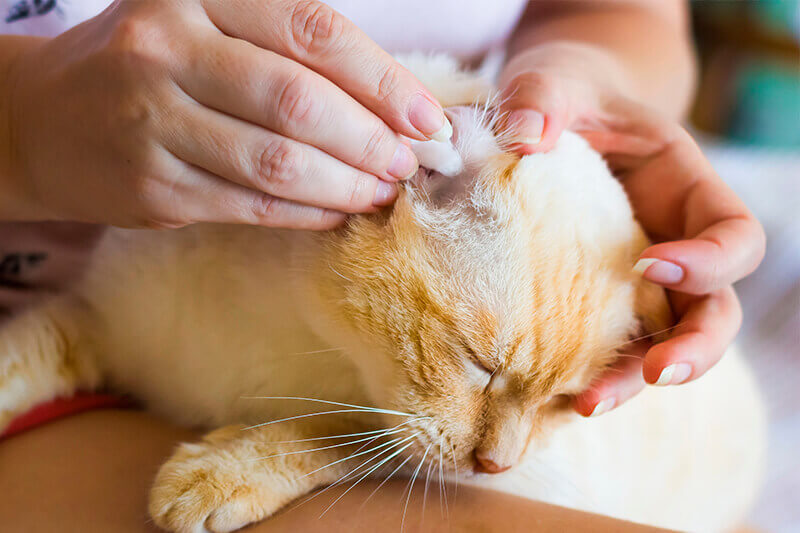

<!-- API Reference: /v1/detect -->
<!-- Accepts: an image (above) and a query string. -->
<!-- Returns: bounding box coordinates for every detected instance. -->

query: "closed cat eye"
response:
[460,340,494,374]
[471,357,493,374]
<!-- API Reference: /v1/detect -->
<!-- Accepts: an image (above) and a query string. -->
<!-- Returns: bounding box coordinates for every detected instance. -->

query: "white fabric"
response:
[0,0,529,58]
[0,0,109,37]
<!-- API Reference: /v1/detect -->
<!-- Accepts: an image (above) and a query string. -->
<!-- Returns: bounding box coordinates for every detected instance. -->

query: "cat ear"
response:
[405,136,467,207]
[634,278,673,343]
[408,138,463,177]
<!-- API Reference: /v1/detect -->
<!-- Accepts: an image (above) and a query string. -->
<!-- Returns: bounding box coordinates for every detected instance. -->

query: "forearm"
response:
[508,1,696,119]
[0,36,47,221]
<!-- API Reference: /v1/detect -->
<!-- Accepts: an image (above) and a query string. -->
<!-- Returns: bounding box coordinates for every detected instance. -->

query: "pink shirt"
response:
[0,0,528,316]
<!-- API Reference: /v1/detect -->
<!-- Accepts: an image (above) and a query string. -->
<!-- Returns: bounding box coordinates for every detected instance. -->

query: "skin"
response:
[497,1,766,415]
[0,0,767,528]
[0,410,674,533]
[0,0,452,228]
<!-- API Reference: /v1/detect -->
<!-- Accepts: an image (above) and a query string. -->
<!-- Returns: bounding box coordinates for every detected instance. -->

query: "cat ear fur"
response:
[634,279,673,343]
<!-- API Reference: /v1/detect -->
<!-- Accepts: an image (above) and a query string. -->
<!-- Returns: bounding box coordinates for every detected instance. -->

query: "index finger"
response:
[203,0,451,141]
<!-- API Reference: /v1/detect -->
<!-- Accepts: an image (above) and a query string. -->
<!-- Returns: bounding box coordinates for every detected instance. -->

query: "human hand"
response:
[497,43,766,416]
[4,0,451,229]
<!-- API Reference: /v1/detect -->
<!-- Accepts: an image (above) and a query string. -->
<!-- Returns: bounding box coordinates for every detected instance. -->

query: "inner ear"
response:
[409,168,471,208]
[407,135,469,207]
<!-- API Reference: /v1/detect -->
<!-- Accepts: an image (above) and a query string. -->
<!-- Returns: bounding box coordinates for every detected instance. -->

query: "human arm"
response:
[0,409,673,532]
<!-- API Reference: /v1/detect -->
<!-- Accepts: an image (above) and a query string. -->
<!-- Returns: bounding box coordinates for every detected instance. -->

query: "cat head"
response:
[301,100,670,476]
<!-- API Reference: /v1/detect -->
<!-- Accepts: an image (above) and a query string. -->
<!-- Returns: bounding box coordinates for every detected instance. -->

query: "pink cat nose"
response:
[473,449,511,474]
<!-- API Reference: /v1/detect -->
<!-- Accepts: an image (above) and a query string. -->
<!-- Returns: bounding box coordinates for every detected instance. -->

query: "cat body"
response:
[0,55,764,532]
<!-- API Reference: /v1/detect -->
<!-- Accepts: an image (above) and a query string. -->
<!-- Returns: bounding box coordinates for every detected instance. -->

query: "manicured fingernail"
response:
[387,143,418,180]
[507,109,544,145]
[409,93,451,142]
[373,181,397,207]
[589,398,616,417]
[633,258,684,284]
[654,363,692,386]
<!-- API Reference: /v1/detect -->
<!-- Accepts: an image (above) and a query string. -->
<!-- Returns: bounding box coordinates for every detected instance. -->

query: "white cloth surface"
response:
[698,136,800,533]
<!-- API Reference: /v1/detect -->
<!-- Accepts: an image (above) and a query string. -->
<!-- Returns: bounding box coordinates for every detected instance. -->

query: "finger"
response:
[497,69,572,154]
[573,343,649,417]
[202,0,450,141]
[151,155,346,230]
[632,180,765,294]
[163,99,398,213]
[584,113,766,293]
[175,30,418,182]
[642,287,742,386]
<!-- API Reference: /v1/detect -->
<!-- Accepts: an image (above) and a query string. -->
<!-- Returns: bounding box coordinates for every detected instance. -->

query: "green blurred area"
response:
[691,0,800,148]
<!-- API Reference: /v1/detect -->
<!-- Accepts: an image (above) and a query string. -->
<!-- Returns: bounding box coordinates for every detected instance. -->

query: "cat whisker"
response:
[327,261,353,283]
[449,439,458,502]
[285,434,414,514]
[358,448,416,509]
[422,458,435,521]
[609,322,686,353]
[401,444,431,533]
[438,445,449,519]
[321,439,418,518]
[300,432,416,480]
[264,418,421,445]
[240,396,419,418]
[329,434,416,488]
[290,347,344,356]
[242,409,385,431]
[249,427,409,462]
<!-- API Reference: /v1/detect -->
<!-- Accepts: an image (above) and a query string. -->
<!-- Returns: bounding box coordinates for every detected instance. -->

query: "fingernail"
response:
[653,363,693,386]
[387,143,418,180]
[409,93,452,142]
[507,109,545,145]
[373,181,397,207]
[633,258,684,284]
[589,398,616,417]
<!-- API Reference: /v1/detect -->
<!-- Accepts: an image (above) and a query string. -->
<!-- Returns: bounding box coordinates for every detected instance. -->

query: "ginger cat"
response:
[0,55,764,532]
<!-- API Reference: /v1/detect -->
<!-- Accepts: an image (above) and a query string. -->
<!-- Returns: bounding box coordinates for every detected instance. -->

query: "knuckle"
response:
[108,15,166,62]
[344,175,372,211]
[288,1,344,56]
[250,193,281,224]
[130,174,164,211]
[275,73,321,131]
[375,64,403,104]
[311,209,346,230]
[358,125,391,169]
[256,140,304,192]
[113,94,160,137]
[508,71,563,107]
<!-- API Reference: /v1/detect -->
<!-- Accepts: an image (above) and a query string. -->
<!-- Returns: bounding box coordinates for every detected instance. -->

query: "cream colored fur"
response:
[0,54,764,533]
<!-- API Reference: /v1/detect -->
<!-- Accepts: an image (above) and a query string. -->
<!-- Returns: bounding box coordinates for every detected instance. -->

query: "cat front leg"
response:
[149,419,406,533]
[0,300,101,430]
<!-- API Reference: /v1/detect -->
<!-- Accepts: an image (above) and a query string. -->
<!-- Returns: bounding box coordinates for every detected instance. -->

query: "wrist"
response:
[0,36,48,220]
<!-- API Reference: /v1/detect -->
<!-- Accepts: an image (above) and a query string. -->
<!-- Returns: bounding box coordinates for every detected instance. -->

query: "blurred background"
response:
[688,2,799,532]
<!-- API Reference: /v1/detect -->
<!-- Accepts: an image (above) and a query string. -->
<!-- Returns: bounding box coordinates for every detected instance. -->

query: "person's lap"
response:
[0,409,668,532]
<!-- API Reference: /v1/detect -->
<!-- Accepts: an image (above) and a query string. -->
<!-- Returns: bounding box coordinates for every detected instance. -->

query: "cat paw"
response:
[149,442,284,533]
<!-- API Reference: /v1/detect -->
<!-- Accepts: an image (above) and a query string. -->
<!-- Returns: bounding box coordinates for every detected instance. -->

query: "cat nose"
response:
[473,448,512,474]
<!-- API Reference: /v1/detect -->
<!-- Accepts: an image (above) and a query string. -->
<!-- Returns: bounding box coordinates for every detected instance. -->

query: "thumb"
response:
[498,70,572,154]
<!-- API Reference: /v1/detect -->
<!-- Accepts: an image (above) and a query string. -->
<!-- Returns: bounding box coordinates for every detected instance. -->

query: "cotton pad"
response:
[408,138,464,177]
